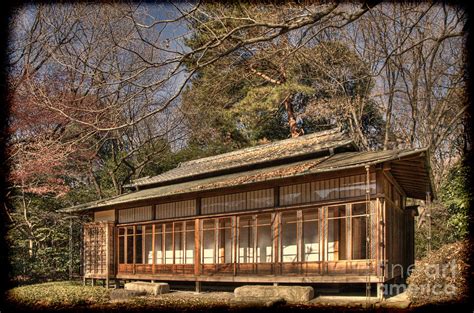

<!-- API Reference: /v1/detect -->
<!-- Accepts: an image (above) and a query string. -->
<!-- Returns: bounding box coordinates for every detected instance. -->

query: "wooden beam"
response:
[390,169,428,179]
[383,171,406,198]
[391,160,425,169]
[115,273,383,284]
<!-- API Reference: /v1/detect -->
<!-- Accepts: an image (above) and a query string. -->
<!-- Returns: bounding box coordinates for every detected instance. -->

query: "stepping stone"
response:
[124,281,170,296]
[234,285,314,302]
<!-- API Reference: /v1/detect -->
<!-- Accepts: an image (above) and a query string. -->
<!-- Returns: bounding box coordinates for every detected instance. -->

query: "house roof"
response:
[60,147,434,213]
[124,127,356,189]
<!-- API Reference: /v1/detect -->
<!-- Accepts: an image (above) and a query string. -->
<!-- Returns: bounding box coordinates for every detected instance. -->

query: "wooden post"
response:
[426,192,432,253]
[234,216,239,275]
[105,223,109,289]
[124,227,128,267]
[152,224,156,274]
[184,221,187,268]
[272,213,278,275]
[365,165,372,303]
[142,225,146,265]
[322,207,327,273]
[133,225,136,274]
[195,281,202,293]
[194,219,200,276]
[296,210,303,273]
[252,215,257,273]
[346,204,352,261]
[215,219,219,271]
[171,223,175,270]
[383,199,387,279]
[162,224,165,265]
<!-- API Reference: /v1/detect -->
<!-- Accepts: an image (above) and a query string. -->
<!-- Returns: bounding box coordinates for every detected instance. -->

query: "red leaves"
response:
[8,74,90,197]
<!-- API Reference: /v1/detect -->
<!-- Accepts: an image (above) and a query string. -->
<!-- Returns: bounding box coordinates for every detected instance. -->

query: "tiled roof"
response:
[60,148,432,213]
[125,128,356,189]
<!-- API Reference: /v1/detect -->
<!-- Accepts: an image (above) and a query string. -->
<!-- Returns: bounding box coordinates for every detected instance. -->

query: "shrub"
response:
[5,281,110,308]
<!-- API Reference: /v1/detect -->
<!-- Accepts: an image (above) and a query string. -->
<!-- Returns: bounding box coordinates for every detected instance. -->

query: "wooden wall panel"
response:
[225,193,246,212]
[247,189,274,210]
[201,189,274,214]
[156,200,195,219]
[118,206,152,223]
[94,210,115,222]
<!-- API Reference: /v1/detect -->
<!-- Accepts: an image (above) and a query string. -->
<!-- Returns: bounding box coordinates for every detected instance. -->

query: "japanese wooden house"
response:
[61,128,434,296]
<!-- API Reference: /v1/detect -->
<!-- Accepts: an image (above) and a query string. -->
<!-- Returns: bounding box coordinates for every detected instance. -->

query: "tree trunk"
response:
[88,161,102,199]
[283,94,303,138]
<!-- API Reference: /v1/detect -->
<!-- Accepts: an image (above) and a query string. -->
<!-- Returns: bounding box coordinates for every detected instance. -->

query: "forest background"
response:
[2,1,471,286]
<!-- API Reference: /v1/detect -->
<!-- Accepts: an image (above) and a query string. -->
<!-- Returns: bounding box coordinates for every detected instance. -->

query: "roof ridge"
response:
[182,127,343,166]
[124,127,350,189]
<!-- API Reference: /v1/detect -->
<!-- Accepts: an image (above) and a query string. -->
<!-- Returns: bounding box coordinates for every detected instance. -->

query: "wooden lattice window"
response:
[83,222,114,278]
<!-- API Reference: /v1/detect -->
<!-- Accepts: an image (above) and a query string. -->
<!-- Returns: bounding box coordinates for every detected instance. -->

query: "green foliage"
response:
[415,201,452,259]
[6,281,110,307]
[438,160,470,241]
[7,192,87,284]
[182,8,382,150]
[182,41,379,147]
[233,83,315,140]
[415,160,470,259]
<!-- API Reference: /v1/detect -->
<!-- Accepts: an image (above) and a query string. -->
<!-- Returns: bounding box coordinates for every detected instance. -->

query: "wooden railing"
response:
[118,259,376,277]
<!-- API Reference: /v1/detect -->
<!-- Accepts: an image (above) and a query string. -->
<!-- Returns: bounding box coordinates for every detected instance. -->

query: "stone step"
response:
[124,281,170,296]
[234,285,314,302]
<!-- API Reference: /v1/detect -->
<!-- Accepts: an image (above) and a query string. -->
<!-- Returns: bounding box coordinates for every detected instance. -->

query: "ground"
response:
[4,281,471,313]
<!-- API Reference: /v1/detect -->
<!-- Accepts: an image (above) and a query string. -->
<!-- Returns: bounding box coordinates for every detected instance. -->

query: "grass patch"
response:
[6,281,110,309]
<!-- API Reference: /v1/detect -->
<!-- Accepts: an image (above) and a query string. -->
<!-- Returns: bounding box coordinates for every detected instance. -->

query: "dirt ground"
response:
[6,287,471,313]
[111,289,400,309]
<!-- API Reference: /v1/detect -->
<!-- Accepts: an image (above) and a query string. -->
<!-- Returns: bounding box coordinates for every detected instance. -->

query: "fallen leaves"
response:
[407,240,471,306]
